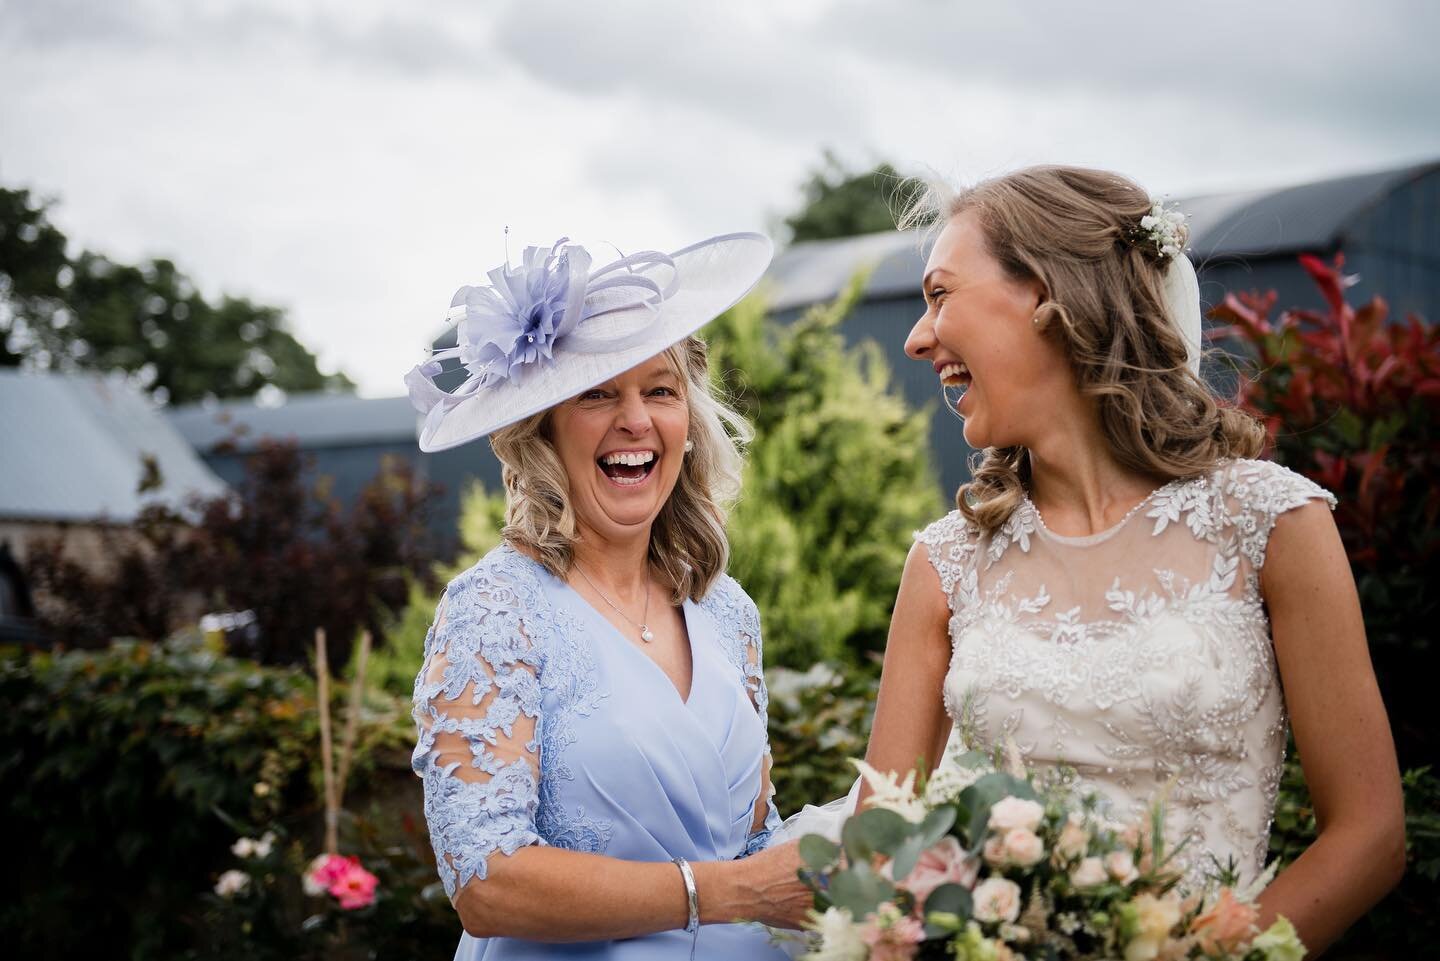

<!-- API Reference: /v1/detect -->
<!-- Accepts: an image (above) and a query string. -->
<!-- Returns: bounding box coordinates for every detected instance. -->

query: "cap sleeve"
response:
[914,509,981,612]
[1220,459,1338,573]
[411,550,550,899]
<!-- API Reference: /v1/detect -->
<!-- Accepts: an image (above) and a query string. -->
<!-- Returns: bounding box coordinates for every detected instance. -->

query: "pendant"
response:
[641,626,654,643]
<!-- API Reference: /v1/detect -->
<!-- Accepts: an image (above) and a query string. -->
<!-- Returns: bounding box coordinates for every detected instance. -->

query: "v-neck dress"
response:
[411,544,786,960]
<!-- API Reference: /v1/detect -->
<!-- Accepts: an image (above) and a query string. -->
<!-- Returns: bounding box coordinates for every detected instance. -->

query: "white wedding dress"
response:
[775,458,1334,890]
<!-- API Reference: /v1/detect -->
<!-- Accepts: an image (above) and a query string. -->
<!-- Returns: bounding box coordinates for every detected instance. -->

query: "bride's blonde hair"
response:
[899,165,1263,534]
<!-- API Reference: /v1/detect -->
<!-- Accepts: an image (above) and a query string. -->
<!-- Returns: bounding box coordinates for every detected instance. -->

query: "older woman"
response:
[855,166,1404,953]
[405,234,809,959]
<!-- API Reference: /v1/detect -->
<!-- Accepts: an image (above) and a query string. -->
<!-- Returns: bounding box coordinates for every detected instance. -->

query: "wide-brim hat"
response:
[405,231,773,453]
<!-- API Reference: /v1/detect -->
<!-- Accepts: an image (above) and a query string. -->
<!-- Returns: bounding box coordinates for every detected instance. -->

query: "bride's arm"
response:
[1259,500,1405,954]
[858,541,954,809]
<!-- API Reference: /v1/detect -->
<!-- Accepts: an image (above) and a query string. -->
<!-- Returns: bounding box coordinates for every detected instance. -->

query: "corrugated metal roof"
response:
[763,159,1439,312]
[0,370,229,523]
[167,392,419,452]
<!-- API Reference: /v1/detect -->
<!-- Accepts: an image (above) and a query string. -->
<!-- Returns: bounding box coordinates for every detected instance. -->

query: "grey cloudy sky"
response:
[3,0,1437,396]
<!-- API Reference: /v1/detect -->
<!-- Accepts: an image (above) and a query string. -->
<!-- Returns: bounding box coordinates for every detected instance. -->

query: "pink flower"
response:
[304,853,352,896]
[1001,828,1045,868]
[858,904,924,961]
[904,836,980,906]
[1189,888,1259,955]
[327,857,379,910]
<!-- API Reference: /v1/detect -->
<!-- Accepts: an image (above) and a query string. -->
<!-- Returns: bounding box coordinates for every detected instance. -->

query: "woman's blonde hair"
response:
[488,335,751,603]
[899,165,1264,534]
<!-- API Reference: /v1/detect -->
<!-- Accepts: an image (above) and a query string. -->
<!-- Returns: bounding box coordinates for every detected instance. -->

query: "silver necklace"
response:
[573,561,654,643]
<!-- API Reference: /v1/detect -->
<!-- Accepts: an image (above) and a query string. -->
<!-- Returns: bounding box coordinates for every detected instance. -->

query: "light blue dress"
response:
[411,544,788,960]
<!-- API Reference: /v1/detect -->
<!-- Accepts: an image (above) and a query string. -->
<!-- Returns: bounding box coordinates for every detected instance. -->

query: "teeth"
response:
[939,362,970,385]
[600,450,656,466]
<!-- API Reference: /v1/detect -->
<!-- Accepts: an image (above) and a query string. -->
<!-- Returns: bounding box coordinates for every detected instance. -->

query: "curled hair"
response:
[488,336,751,603]
[899,165,1264,534]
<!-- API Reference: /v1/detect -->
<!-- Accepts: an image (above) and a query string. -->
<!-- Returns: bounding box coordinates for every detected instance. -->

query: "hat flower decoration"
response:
[405,231,773,451]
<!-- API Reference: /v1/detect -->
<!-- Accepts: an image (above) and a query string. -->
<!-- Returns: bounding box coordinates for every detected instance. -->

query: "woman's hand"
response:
[698,839,814,930]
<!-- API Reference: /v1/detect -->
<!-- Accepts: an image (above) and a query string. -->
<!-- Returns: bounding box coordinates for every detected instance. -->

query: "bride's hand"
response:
[716,839,814,930]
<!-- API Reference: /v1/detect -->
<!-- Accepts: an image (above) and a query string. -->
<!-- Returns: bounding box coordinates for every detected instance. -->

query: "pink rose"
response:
[858,904,924,961]
[983,835,1008,867]
[1105,849,1139,885]
[305,854,380,910]
[1070,856,1107,888]
[904,836,980,906]
[1055,815,1089,861]
[972,877,1022,924]
[1001,828,1045,868]
[1189,888,1259,955]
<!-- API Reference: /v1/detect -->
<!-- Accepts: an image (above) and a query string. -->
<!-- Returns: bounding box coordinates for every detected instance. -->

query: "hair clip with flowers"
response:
[1123,198,1190,262]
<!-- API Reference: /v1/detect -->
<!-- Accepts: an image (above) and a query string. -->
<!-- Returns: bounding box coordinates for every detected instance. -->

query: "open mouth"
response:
[939,361,972,393]
[597,449,659,487]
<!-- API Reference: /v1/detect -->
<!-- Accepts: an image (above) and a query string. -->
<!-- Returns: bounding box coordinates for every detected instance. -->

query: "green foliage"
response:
[0,632,436,959]
[710,279,944,667]
[0,184,353,404]
[0,633,317,957]
[767,662,878,816]
[784,150,907,243]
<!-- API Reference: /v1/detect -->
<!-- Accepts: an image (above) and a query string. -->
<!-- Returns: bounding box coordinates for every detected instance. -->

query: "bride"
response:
[785,166,1404,954]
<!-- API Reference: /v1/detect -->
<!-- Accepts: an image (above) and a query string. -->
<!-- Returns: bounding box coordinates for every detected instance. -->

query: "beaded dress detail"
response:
[916,459,1335,887]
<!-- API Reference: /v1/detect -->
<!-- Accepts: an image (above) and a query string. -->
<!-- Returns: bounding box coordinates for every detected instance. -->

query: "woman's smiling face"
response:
[904,210,1066,450]
[547,353,690,542]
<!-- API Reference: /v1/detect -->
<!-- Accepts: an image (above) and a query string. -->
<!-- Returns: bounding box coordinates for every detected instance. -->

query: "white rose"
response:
[1070,856,1107,888]
[302,854,331,896]
[214,869,250,898]
[806,906,869,961]
[1002,828,1045,868]
[972,877,1022,924]
[1105,849,1139,885]
[987,796,1044,833]
[253,831,275,858]
[230,837,257,858]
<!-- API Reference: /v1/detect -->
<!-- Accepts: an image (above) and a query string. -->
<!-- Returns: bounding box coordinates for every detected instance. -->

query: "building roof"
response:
[0,370,229,523]
[763,159,1440,312]
[167,391,419,452]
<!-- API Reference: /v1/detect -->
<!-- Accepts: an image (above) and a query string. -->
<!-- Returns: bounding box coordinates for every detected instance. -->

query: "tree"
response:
[0,185,353,404]
[783,151,907,244]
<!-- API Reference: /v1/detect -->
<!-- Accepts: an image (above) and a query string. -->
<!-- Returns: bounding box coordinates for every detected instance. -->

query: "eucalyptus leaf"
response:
[922,883,973,937]
[827,861,897,918]
[799,833,841,873]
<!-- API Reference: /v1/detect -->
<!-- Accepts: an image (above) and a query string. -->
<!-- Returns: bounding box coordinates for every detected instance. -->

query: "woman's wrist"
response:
[690,858,746,925]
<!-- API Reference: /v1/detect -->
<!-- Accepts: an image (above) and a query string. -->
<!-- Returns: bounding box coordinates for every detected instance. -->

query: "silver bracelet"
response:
[672,856,700,960]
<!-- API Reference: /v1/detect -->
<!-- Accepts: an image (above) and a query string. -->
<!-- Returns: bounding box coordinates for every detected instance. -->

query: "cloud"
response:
[489,0,866,142]
[819,0,1439,139]
[0,0,490,78]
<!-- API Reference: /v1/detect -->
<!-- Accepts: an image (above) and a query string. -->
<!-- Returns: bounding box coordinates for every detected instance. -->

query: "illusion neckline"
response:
[1023,476,1184,547]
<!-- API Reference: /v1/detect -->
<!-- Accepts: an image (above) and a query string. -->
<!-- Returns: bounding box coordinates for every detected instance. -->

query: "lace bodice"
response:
[410,543,782,930]
[917,458,1335,887]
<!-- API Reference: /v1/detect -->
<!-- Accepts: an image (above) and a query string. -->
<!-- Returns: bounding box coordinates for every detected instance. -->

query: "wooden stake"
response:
[335,629,371,811]
[315,627,338,856]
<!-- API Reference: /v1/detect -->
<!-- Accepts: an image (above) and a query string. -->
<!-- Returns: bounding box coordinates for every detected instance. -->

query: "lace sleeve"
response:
[411,557,548,900]
[1222,459,1339,572]
[914,510,980,611]
[701,576,781,856]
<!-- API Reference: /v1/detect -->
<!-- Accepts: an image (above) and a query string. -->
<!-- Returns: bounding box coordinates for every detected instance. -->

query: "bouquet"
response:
[792,753,1304,961]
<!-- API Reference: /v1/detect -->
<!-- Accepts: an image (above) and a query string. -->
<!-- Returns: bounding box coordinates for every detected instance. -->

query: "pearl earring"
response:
[684,439,694,453]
